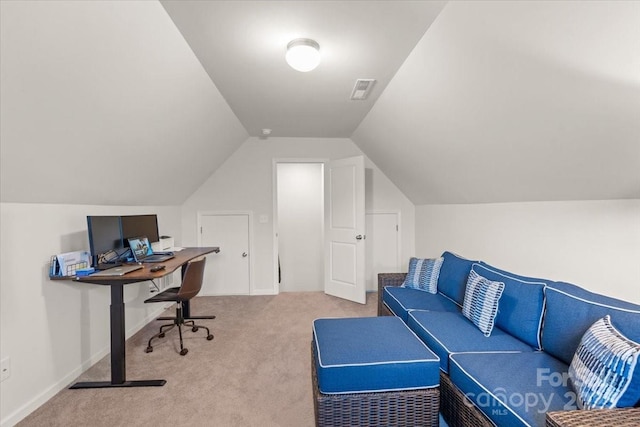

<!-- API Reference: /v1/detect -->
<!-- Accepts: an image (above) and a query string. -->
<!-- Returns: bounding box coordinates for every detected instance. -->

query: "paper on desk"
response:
[56,251,91,276]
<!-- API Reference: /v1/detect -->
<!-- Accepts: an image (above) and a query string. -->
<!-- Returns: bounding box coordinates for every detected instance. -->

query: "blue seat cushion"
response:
[476,263,547,350]
[383,286,460,322]
[450,352,574,427]
[437,251,478,306]
[543,282,640,365]
[407,310,533,373]
[312,316,440,394]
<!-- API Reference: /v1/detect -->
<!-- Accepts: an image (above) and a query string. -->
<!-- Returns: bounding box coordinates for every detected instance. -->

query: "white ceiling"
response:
[0,1,248,206]
[352,0,640,204]
[1,1,638,206]
[160,0,446,138]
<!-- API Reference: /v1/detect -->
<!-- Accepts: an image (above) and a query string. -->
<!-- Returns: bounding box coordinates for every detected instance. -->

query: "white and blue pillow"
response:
[462,270,505,337]
[402,257,443,294]
[568,315,640,409]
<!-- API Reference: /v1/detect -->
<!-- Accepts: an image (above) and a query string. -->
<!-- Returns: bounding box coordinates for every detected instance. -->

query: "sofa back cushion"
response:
[475,263,548,349]
[437,251,478,306]
[543,282,640,365]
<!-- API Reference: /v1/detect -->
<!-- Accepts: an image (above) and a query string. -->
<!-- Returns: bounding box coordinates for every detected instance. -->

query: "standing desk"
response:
[70,246,219,389]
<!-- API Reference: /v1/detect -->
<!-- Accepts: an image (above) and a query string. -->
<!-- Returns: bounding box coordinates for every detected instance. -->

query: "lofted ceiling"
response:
[160,0,446,138]
[1,1,638,206]
[353,0,640,204]
[161,0,640,204]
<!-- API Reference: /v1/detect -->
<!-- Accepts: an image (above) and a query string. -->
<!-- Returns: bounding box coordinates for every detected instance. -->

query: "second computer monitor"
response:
[121,214,159,243]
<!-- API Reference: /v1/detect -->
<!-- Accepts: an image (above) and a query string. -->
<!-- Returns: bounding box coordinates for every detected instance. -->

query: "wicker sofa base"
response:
[546,407,640,427]
[311,346,439,427]
[440,370,493,427]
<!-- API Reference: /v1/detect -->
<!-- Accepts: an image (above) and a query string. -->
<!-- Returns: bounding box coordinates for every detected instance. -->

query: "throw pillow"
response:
[568,315,640,409]
[462,269,505,337]
[402,257,443,294]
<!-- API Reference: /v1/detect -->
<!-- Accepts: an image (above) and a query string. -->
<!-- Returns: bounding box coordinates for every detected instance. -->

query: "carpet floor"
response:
[18,292,379,426]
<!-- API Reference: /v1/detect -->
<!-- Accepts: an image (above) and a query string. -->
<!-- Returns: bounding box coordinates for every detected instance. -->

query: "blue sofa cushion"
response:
[476,263,547,350]
[383,286,460,322]
[407,310,533,373]
[312,317,440,394]
[462,269,505,337]
[543,282,640,365]
[402,257,443,293]
[450,352,574,427]
[437,251,478,306]
[569,315,640,409]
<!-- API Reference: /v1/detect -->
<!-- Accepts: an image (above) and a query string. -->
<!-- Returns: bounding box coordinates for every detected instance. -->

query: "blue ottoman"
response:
[312,316,440,427]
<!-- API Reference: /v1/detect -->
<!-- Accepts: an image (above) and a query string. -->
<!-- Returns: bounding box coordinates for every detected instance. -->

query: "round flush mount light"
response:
[286,38,321,72]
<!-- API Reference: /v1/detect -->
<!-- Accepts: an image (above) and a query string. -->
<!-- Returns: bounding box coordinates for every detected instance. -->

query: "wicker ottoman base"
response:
[312,346,439,427]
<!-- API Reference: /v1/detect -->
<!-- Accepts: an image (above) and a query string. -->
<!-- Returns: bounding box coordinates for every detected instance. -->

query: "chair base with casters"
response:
[144,300,213,356]
[143,257,213,356]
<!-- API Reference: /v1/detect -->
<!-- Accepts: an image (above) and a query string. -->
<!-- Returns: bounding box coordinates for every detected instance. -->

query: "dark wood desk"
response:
[70,247,219,389]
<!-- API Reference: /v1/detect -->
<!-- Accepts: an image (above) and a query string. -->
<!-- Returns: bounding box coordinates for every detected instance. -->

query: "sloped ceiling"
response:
[2,1,638,207]
[160,0,445,138]
[0,0,248,206]
[352,1,640,204]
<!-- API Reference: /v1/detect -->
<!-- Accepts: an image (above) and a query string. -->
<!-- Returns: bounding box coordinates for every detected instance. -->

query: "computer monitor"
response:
[86,216,124,268]
[121,214,160,243]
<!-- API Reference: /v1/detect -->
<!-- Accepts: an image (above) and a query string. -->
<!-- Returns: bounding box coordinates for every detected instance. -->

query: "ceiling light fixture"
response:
[286,38,321,72]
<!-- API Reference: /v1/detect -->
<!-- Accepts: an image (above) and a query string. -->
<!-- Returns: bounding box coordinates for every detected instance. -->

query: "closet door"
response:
[199,213,250,295]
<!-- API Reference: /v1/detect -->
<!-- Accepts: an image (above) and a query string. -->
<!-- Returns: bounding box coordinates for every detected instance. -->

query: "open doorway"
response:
[275,162,324,292]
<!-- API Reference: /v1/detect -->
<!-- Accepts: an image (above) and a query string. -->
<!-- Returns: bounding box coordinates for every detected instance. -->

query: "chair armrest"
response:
[377,273,406,316]
[546,408,640,427]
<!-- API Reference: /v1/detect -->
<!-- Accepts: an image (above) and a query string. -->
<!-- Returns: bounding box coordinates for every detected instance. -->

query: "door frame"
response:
[196,210,255,295]
[272,158,328,294]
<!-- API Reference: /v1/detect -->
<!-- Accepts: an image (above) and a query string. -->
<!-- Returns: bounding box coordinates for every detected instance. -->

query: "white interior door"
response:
[366,212,400,291]
[199,213,250,295]
[324,156,366,304]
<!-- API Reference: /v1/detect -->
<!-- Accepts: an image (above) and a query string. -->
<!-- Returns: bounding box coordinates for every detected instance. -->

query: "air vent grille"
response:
[350,79,376,100]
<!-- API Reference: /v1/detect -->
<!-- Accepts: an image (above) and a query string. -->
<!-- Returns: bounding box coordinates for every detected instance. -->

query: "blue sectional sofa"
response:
[378,251,640,427]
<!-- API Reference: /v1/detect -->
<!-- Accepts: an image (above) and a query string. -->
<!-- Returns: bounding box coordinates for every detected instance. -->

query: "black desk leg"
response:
[70,284,166,389]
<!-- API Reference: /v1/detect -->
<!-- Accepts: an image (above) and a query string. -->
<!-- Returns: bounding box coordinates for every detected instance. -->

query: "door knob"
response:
[356,235,363,240]
[242,252,248,257]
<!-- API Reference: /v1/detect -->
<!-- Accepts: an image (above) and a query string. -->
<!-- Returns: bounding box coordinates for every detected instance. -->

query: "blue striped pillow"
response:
[568,315,640,409]
[402,257,443,294]
[462,270,505,337]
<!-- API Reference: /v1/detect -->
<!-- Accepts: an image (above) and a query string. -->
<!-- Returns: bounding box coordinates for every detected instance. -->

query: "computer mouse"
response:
[150,265,165,272]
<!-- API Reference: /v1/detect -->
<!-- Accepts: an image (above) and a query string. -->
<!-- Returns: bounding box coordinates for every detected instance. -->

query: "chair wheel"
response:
[145,346,153,353]
[180,348,188,356]
[159,333,165,338]
[207,334,214,341]
[192,326,199,332]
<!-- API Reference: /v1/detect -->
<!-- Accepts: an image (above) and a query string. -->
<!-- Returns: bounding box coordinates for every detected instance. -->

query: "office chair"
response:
[144,257,213,356]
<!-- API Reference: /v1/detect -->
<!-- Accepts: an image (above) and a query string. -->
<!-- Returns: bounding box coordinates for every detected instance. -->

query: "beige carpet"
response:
[18,292,377,427]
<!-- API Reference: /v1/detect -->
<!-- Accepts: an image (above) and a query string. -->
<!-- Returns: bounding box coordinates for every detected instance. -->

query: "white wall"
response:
[0,203,181,427]
[277,163,324,292]
[415,199,640,304]
[181,137,415,294]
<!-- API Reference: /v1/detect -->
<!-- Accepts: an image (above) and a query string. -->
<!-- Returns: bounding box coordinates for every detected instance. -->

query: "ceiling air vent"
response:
[350,79,376,101]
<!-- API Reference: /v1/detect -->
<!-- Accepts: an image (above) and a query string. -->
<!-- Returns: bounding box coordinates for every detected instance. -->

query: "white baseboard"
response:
[0,305,168,427]
[251,288,277,296]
